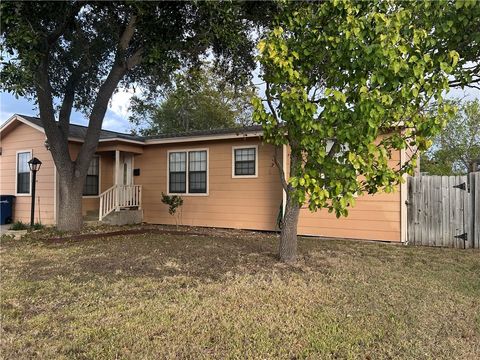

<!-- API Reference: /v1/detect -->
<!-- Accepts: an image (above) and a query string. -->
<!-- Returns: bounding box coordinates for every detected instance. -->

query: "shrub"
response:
[32,222,44,230]
[161,193,184,230]
[10,221,28,230]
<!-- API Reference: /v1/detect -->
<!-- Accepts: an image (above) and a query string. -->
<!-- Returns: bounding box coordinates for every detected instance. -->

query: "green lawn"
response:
[1,229,479,359]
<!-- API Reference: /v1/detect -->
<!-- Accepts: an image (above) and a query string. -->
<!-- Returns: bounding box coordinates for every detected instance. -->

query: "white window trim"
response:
[167,148,209,196]
[232,145,259,178]
[15,149,32,196]
[82,155,101,198]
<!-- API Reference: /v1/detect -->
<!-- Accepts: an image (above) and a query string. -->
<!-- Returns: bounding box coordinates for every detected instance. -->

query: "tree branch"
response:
[265,81,280,126]
[327,140,338,158]
[274,151,289,192]
[119,15,138,51]
[47,1,84,45]
[75,13,140,175]
[126,47,144,70]
[35,54,73,174]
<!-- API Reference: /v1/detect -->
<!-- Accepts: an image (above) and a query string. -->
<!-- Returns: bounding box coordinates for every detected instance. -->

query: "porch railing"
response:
[99,185,142,221]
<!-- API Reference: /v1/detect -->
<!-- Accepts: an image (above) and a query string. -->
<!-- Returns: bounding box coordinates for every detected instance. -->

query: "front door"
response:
[118,153,134,207]
[120,153,133,186]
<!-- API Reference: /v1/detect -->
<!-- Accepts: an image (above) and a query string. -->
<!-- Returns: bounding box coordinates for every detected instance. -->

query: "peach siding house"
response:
[0,114,408,242]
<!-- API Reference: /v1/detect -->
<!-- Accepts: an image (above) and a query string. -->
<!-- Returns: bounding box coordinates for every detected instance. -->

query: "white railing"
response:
[99,185,142,221]
[118,185,142,209]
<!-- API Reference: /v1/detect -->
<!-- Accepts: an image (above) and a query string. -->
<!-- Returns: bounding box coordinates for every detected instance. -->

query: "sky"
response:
[0,83,478,134]
[0,88,136,133]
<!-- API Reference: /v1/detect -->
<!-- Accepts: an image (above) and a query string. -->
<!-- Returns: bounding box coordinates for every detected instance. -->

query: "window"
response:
[188,151,207,193]
[83,156,99,196]
[169,152,186,193]
[233,146,257,177]
[168,150,208,194]
[16,151,31,194]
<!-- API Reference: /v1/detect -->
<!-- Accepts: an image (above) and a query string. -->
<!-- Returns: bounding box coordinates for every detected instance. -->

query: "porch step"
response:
[101,209,143,226]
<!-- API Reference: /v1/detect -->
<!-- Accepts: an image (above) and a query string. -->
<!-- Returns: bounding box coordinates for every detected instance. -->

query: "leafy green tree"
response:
[253,0,480,262]
[421,99,480,175]
[129,65,254,135]
[0,1,277,231]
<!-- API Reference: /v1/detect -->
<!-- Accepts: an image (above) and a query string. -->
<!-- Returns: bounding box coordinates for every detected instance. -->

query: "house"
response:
[0,114,408,242]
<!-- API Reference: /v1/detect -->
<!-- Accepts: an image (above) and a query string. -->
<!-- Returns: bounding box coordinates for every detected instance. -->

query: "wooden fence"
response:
[407,172,480,248]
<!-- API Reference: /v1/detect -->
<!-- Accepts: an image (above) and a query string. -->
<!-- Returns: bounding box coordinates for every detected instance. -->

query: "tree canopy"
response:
[0,0,277,230]
[129,65,254,135]
[421,99,480,175]
[253,0,480,262]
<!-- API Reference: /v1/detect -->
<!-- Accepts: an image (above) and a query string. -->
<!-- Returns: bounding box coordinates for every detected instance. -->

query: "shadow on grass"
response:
[15,233,291,283]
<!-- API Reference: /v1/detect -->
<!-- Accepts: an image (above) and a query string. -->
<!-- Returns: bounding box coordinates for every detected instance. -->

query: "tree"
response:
[129,65,254,135]
[252,0,480,262]
[1,1,277,231]
[421,99,480,175]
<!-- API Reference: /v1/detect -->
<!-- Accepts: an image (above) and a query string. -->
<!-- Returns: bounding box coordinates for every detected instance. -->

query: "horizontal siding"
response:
[295,149,402,242]
[136,139,283,231]
[1,120,404,242]
[0,122,56,224]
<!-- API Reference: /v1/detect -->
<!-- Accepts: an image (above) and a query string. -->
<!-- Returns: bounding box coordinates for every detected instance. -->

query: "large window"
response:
[83,156,99,196]
[16,151,31,194]
[168,150,207,194]
[233,146,257,177]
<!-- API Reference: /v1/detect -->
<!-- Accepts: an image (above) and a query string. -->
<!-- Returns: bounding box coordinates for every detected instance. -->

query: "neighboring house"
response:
[0,114,409,242]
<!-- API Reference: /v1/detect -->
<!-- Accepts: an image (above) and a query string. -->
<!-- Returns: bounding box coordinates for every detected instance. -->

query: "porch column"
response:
[115,150,120,211]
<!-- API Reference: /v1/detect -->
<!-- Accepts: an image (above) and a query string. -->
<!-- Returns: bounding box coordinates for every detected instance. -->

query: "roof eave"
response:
[144,130,264,145]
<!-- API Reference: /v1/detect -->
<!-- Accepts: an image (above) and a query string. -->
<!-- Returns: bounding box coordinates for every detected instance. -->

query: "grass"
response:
[1,229,479,359]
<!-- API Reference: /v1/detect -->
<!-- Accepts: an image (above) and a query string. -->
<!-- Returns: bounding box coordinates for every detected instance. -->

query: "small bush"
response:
[32,222,44,230]
[161,193,184,229]
[10,221,28,230]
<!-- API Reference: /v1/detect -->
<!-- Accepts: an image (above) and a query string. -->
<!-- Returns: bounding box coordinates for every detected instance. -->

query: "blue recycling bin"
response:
[0,195,15,225]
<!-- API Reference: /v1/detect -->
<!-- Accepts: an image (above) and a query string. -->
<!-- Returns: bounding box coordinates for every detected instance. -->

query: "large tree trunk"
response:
[33,13,142,232]
[279,191,301,263]
[57,177,84,231]
[275,145,302,263]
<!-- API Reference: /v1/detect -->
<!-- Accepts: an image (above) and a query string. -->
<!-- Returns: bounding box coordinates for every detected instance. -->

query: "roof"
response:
[0,114,263,145]
[17,114,141,142]
[142,124,264,140]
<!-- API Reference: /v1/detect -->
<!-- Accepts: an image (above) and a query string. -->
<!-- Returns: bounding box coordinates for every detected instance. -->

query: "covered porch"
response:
[87,142,143,223]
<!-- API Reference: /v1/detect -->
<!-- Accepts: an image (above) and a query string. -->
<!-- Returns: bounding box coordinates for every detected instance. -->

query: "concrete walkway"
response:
[0,224,12,234]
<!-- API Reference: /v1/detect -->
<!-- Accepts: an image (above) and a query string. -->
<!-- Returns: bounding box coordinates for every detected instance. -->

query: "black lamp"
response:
[28,157,42,227]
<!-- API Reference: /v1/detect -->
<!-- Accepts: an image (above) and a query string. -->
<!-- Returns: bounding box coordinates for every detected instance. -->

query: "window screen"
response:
[17,152,31,194]
[188,151,207,193]
[169,152,186,193]
[234,148,256,176]
[83,156,99,196]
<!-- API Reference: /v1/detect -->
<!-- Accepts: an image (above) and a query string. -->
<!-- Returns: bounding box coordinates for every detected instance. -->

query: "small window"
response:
[83,156,99,196]
[233,147,257,177]
[16,151,31,194]
[168,150,208,195]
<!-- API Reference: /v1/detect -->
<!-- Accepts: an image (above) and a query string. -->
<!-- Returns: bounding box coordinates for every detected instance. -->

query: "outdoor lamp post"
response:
[28,157,42,227]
